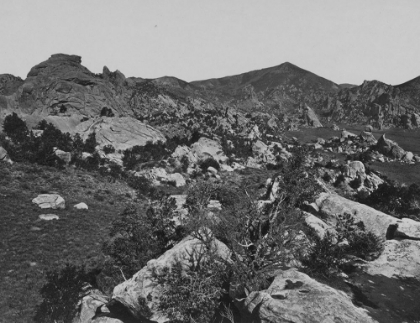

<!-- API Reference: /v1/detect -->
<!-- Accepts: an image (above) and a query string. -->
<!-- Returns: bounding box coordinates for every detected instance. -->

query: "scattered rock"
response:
[403,151,414,162]
[39,214,59,221]
[54,148,71,164]
[74,202,88,210]
[32,194,65,209]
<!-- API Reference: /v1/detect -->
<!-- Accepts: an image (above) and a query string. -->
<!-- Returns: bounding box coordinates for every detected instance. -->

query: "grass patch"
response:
[0,162,135,323]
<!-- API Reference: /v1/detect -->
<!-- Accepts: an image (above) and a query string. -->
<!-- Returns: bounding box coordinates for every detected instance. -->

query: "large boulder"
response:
[235,269,377,323]
[343,160,365,179]
[32,194,65,209]
[376,134,405,159]
[54,148,71,164]
[74,288,123,323]
[190,137,227,163]
[112,236,230,322]
[74,117,165,152]
[315,193,420,239]
[171,145,198,165]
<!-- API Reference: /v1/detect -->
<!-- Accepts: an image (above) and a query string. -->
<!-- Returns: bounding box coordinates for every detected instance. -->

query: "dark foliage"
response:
[3,112,28,143]
[199,157,220,171]
[34,264,96,323]
[102,200,182,280]
[103,144,116,154]
[357,181,420,220]
[303,213,383,277]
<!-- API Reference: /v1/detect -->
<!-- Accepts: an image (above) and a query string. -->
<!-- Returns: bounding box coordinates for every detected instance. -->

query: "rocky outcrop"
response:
[303,105,323,127]
[315,193,420,239]
[74,117,165,151]
[375,134,406,159]
[32,194,65,209]
[235,269,377,323]
[190,137,227,163]
[112,236,230,322]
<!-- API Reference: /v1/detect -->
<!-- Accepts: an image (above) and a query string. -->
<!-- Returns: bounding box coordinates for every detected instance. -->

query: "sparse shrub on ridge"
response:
[302,213,383,277]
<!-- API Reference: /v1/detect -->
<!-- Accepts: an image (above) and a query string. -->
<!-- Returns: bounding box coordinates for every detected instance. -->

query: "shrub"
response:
[303,213,383,277]
[103,144,116,154]
[83,132,97,153]
[122,141,168,170]
[153,254,228,323]
[102,200,182,279]
[3,112,28,143]
[33,264,96,323]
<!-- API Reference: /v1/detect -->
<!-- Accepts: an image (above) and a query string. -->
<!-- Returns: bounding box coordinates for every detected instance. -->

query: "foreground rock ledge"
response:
[235,269,377,323]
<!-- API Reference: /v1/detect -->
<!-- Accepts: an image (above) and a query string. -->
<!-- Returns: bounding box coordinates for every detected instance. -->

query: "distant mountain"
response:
[191,62,340,117]
[1,54,420,131]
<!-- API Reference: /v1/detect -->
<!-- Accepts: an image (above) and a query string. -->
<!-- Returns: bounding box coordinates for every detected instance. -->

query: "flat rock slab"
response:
[32,194,65,209]
[39,214,59,221]
[365,240,420,281]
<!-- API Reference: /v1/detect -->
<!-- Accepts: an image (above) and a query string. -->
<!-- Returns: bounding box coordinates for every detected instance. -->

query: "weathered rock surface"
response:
[0,146,13,164]
[74,288,123,323]
[39,214,59,221]
[74,117,165,151]
[54,148,71,164]
[190,137,227,163]
[171,145,198,165]
[365,240,420,281]
[375,134,406,159]
[32,194,65,209]
[303,105,323,127]
[112,236,230,322]
[74,202,88,210]
[235,269,377,323]
[315,193,420,239]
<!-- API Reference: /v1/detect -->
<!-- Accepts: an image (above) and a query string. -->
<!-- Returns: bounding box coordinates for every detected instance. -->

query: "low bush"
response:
[153,251,229,323]
[303,213,383,277]
[33,264,96,323]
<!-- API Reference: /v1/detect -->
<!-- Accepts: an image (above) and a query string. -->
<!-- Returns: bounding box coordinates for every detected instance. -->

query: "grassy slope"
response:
[0,162,135,323]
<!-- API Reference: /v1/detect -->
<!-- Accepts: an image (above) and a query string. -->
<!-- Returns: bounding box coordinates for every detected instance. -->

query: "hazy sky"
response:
[1,0,420,85]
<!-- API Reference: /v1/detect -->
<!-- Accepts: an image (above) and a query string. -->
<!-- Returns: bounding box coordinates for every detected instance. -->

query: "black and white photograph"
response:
[1,1,420,322]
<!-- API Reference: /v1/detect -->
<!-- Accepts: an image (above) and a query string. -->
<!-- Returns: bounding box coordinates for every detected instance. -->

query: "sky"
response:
[1,0,420,85]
